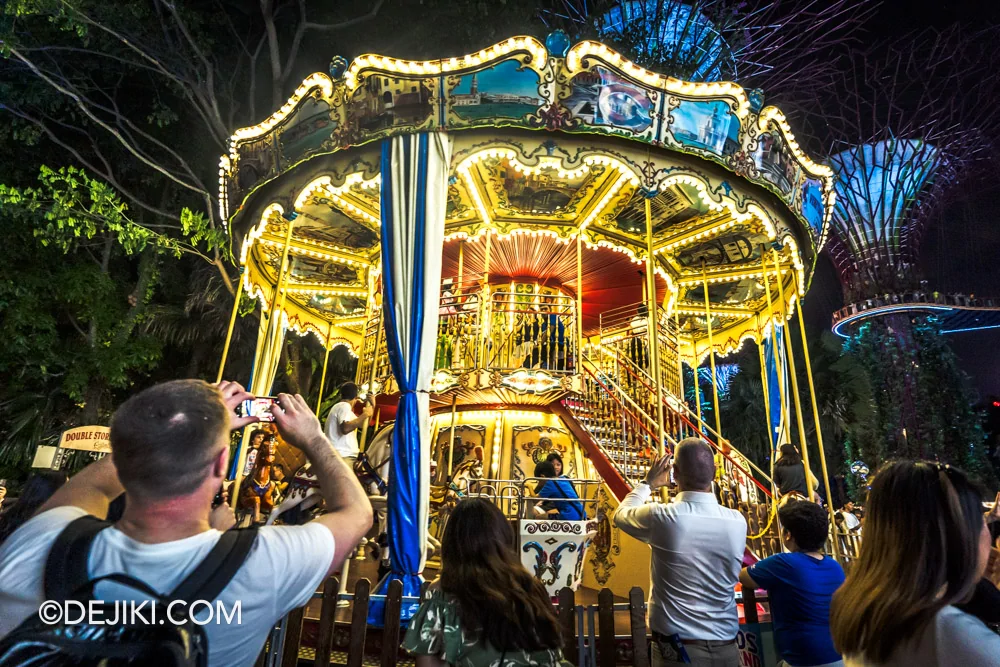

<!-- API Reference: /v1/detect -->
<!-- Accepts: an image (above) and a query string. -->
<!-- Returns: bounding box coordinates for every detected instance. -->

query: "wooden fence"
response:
[256,579,773,667]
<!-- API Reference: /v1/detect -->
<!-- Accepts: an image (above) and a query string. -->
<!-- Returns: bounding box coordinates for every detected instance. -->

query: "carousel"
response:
[216,30,840,626]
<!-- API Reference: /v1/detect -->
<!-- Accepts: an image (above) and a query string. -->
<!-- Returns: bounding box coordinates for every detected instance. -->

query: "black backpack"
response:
[0,515,258,666]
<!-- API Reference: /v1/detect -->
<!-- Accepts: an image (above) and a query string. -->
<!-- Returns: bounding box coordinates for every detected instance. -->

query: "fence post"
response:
[380,579,404,667]
[280,607,306,667]
[628,587,648,667]
[597,588,616,667]
[314,576,340,666]
[347,579,372,667]
[559,587,577,665]
[743,587,759,625]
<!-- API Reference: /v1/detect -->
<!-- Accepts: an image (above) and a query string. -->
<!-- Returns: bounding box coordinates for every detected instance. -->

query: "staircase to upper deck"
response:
[552,303,782,559]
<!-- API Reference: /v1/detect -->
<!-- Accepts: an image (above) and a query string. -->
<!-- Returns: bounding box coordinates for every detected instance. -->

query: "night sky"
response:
[803,0,1000,399]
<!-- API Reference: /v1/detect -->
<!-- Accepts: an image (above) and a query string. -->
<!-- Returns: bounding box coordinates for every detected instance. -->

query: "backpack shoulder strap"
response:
[170,526,258,604]
[44,514,111,601]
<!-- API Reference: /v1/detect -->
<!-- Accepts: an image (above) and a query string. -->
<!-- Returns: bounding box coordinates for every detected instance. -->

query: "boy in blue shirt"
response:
[740,500,845,667]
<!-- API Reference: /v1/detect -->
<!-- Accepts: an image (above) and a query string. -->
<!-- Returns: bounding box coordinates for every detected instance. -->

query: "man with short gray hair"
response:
[614,438,747,667]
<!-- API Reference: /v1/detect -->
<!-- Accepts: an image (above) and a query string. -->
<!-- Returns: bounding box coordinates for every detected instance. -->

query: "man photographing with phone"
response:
[324,382,374,469]
[0,379,372,666]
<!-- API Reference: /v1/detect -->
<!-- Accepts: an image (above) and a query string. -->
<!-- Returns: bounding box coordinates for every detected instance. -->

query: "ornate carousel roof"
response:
[221,34,834,360]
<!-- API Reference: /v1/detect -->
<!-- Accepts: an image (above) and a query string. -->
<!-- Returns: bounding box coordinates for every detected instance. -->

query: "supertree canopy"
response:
[828,139,941,296]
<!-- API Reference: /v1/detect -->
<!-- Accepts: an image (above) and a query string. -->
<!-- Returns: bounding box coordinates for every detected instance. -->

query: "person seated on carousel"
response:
[403,498,571,667]
[545,451,566,477]
[241,428,269,478]
[531,461,585,521]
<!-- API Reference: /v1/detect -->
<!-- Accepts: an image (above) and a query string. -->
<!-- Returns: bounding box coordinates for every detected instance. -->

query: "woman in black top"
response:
[773,443,810,498]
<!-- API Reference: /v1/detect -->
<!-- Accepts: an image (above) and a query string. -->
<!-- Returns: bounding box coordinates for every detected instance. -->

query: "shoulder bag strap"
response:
[44,514,110,601]
[170,526,259,604]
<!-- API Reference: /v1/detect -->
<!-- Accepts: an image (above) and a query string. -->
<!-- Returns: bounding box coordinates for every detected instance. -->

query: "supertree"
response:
[819,27,1000,480]
[542,0,874,108]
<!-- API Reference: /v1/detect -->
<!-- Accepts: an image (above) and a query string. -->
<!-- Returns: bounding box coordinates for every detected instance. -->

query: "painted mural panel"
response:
[295,199,379,248]
[798,177,825,242]
[278,96,336,165]
[565,67,654,135]
[674,225,769,270]
[755,131,798,194]
[485,157,591,216]
[432,425,486,485]
[668,99,740,157]
[345,75,435,138]
[448,60,543,123]
[258,243,360,285]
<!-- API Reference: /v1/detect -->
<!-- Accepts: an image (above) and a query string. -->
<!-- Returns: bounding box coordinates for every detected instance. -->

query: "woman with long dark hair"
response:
[0,471,67,544]
[830,461,1000,665]
[403,498,569,667]
[773,444,812,499]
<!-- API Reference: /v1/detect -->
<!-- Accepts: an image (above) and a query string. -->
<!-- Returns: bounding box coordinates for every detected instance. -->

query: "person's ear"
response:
[212,446,228,480]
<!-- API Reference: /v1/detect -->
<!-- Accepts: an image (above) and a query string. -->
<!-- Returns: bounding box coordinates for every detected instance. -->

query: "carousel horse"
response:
[430,446,485,511]
[238,439,277,524]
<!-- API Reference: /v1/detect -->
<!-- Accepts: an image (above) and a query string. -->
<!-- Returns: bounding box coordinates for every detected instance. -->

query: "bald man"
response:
[614,438,747,667]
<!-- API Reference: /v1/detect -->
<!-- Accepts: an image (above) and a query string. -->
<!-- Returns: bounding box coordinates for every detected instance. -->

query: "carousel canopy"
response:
[221,34,833,361]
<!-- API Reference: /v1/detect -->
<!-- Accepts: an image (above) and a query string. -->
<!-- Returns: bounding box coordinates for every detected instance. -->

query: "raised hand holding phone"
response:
[216,380,259,431]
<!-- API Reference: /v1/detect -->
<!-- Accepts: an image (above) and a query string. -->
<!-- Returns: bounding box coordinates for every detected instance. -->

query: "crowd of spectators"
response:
[0,382,998,667]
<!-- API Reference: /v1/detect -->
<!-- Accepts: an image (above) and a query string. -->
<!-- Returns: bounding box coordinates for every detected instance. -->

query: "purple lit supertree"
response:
[822,27,999,301]
[817,27,1000,478]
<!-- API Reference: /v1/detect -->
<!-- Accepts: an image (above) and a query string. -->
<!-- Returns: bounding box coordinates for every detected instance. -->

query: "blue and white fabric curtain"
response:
[764,326,790,456]
[369,132,452,624]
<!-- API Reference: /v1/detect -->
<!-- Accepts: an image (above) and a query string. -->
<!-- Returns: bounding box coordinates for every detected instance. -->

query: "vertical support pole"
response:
[771,249,813,501]
[674,308,684,416]
[358,277,382,454]
[701,263,723,443]
[263,216,296,362]
[315,321,334,417]
[446,394,459,479]
[457,239,465,291]
[644,197,665,457]
[692,342,703,424]
[480,230,492,369]
[216,269,245,384]
[793,273,841,560]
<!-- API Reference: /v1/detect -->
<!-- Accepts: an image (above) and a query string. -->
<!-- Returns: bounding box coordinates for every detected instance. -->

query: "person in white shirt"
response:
[835,501,861,532]
[614,438,747,667]
[0,379,373,667]
[830,460,1000,667]
[324,382,374,466]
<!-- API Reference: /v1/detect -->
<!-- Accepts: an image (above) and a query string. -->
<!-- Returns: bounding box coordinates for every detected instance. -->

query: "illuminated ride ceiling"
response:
[221,35,834,361]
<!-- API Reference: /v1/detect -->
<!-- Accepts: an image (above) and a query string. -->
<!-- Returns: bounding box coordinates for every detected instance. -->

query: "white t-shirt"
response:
[324,401,359,459]
[844,605,1000,666]
[0,506,335,667]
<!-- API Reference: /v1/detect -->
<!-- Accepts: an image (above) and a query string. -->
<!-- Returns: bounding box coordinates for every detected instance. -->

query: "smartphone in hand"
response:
[238,397,278,422]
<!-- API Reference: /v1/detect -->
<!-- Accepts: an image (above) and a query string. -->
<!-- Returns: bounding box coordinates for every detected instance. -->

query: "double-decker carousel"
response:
[218,30,839,629]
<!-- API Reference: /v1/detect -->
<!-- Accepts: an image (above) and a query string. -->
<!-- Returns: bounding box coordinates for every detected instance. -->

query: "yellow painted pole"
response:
[793,273,841,559]
[701,263,723,443]
[215,269,245,384]
[457,239,465,291]
[262,216,296,362]
[674,308,684,411]
[644,198,666,457]
[315,321,334,417]
[771,249,813,502]
[576,234,584,362]
[693,341,703,424]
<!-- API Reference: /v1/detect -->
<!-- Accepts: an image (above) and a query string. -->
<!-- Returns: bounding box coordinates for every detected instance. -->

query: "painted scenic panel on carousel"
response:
[681,278,765,311]
[278,96,337,165]
[257,243,360,285]
[610,182,706,238]
[666,99,740,157]
[797,177,825,242]
[295,199,379,249]
[447,59,544,125]
[304,294,366,318]
[754,130,799,194]
[344,75,436,141]
[432,425,486,485]
[445,178,475,221]
[233,133,279,203]
[565,67,656,138]
[485,157,591,217]
[509,426,575,481]
[674,226,769,270]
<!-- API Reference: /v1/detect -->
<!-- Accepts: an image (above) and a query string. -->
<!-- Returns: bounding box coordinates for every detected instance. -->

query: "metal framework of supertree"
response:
[819,26,1000,301]
[541,0,874,106]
